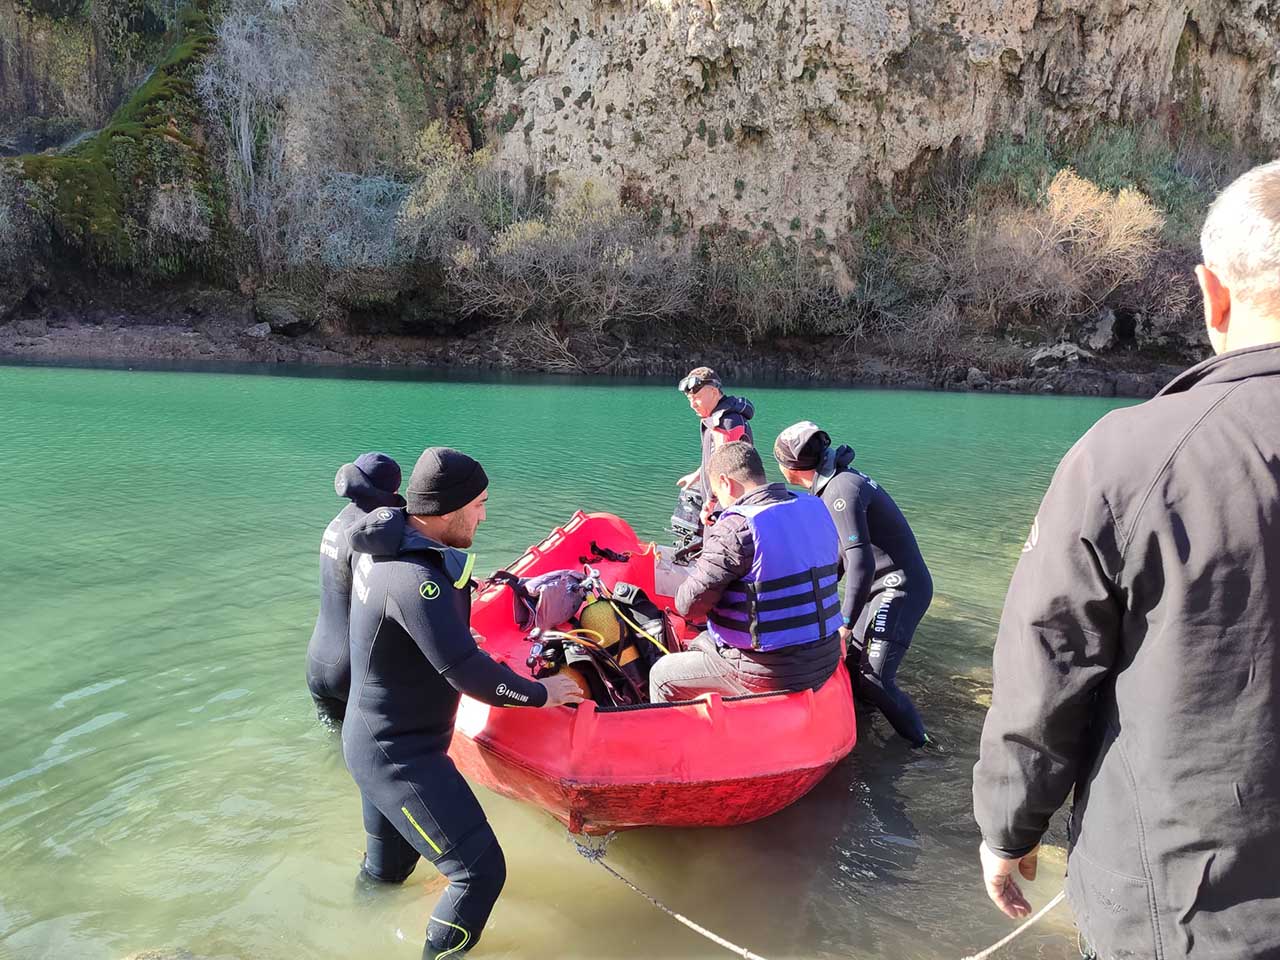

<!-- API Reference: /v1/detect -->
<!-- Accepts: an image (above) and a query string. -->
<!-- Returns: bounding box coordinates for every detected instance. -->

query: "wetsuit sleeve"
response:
[441,649,549,708]
[675,514,754,618]
[972,437,1122,858]
[387,585,548,708]
[830,475,875,623]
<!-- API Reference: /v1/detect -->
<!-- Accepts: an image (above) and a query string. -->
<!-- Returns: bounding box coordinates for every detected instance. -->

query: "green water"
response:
[0,363,1132,960]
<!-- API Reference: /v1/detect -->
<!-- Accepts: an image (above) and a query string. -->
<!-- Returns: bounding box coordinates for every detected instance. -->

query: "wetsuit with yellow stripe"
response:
[343,509,547,960]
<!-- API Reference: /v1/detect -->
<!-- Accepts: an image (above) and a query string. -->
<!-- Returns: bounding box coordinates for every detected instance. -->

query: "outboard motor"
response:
[670,488,704,555]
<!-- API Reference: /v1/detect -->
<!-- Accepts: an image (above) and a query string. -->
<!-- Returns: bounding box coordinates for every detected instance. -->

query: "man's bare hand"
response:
[677,470,700,490]
[540,672,586,707]
[980,841,1038,919]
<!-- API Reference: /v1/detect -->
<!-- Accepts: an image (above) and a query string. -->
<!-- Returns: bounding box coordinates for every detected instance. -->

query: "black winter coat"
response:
[973,343,1280,959]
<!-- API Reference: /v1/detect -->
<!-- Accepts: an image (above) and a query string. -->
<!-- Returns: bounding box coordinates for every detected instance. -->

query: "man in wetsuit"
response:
[650,441,843,702]
[774,422,933,747]
[307,451,404,724]
[342,447,584,960]
[675,366,755,525]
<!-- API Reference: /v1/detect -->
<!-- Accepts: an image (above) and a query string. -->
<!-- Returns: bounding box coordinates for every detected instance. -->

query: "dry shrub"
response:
[912,169,1164,331]
[700,232,845,341]
[449,180,695,368]
[146,182,212,251]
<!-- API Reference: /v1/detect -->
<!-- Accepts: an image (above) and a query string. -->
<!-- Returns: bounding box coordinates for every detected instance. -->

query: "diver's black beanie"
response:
[773,421,832,471]
[405,447,489,516]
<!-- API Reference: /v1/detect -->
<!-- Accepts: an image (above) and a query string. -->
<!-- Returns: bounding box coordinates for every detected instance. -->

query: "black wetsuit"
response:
[343,508,548,960]
[306,464,405,723]
[814,445,932,746]
[697,395,755,507]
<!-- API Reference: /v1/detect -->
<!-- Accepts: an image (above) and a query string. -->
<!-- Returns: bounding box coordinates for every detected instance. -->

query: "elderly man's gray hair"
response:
[1201,160,1280,311]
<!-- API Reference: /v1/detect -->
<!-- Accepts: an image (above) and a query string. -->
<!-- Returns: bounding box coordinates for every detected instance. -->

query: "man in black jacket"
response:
[773,422,932,746]
[343,447,583,960]
[307,451,404,724]
[650,441,843,702]
[973,161,1280,959]
[675,366,756,524]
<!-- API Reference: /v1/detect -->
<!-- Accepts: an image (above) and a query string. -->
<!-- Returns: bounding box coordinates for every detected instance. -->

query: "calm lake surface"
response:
[0,363,1133,960]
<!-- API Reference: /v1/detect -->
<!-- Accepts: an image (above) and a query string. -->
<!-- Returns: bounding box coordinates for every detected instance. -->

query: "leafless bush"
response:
[700,233,846,340]
[909,169,1165,331]
[450,181,696,351]
[197,0,327,269]
[146,182,212,252]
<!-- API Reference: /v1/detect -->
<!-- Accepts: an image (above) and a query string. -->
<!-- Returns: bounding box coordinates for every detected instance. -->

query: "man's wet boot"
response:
[422,918,472,959]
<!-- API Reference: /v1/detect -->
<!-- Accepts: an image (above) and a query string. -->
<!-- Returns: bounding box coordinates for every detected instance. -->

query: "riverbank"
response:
[0,288,1188,396]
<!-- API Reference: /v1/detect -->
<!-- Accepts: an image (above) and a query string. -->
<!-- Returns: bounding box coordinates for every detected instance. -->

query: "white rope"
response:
[571,833,1068,960]
[961,890,1067,960]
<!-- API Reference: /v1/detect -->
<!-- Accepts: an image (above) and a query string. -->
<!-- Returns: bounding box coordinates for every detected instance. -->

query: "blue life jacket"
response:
[707,492,843,651]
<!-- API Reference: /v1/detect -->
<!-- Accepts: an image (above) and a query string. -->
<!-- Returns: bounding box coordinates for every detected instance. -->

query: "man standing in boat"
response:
[307,451,405,725]
[341,447,583,960]
[973,161,1280,958]
[650,441,843,701]
[675,366,756,525]
[773,422,933,747]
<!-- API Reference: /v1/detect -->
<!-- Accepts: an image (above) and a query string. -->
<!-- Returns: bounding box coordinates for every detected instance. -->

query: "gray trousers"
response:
[649,633,755,703]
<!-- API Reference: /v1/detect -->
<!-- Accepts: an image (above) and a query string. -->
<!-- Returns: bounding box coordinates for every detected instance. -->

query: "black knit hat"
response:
[405,447,489,516]
[773,421,831,470]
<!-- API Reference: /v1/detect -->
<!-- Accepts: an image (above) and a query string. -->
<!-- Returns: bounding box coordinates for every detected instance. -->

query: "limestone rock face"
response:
[364,0,1279,236]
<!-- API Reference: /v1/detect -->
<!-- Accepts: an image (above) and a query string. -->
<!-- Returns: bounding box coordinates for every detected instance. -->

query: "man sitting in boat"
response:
[650,441,844,702]
[674,366,756,527]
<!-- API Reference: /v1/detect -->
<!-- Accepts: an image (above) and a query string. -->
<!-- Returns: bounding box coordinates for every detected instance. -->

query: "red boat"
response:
[449,511,858,834]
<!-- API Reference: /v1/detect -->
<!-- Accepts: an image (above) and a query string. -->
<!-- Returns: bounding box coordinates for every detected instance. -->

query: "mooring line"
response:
[571,833,1067,960]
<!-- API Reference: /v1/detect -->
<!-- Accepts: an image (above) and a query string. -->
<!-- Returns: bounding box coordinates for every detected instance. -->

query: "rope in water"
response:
[571,834,1067,960]
[961,890,1067,960]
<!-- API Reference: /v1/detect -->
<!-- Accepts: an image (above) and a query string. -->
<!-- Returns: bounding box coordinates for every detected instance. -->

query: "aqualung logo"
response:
[420,580,440,600]
[377,509,393,521]
[883,573,903,588]
[833,498,847,512]
[496,683,530,703]
[1023,517,1040,553]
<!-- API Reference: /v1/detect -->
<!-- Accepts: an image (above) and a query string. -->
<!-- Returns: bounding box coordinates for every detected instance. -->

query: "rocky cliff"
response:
[364,0,1278,240]
[0,0,177,154]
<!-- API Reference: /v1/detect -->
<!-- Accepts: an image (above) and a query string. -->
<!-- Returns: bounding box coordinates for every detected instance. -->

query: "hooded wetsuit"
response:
[814,445,932,746]
[698,395,755,507]
[342,508,548,960]
[306,463,406,723]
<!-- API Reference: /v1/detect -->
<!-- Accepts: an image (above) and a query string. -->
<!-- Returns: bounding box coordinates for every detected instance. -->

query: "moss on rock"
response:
[17,2,225,276]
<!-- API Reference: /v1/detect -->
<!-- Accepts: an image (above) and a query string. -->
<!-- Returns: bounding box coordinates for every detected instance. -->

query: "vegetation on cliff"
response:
[0,0,1270,373]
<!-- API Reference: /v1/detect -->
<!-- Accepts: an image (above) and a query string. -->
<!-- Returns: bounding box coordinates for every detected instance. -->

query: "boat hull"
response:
[449,511,857,834]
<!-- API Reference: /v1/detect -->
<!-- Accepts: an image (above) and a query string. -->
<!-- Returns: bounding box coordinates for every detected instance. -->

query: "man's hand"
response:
[837,625,853,658]
[980,841,1038,919]
[540,672,586,707]
[700,499,716,526]
[677,470,700,490]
